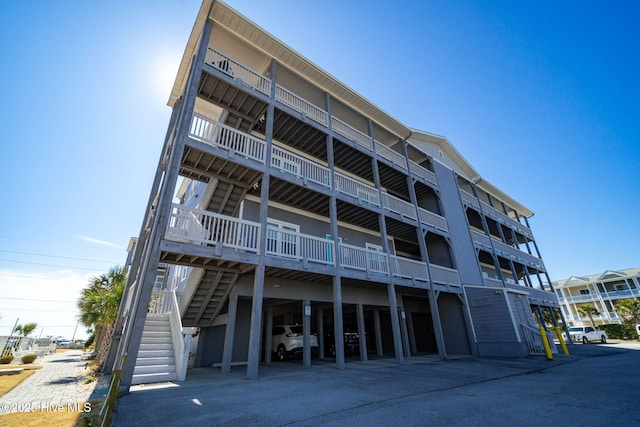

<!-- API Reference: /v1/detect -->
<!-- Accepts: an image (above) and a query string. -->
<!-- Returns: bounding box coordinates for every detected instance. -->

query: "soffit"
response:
[171,1,410,140]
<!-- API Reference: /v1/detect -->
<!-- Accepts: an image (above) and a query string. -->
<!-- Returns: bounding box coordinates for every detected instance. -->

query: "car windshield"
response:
[289,326,302,334]
[568,327,583,332]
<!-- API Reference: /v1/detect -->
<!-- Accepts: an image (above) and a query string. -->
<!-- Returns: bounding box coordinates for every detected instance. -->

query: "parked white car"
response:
[566,326,608,344]
[272,325,318,361]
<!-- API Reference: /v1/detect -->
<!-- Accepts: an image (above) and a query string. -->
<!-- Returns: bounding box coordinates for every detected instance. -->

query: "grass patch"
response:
[0,370,37,398]
[0,399,103,427]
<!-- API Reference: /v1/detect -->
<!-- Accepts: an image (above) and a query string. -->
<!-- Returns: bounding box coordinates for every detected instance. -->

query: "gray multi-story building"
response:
[109,0,563,390]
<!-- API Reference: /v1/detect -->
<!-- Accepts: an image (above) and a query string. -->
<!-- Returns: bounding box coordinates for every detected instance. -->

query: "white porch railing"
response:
[381,193,417,220]
[429,264,461,287]
[521,324,546,355]
[339,243,389,275]
[189,114,266,164]
[418,207,448,232]
[391,256,429,281]
[375,141,407,170]
[170,291,190,381]
[266,229,335,266]
[521,324,558,356]
[334,172,379,206]
[205,47,271,95]
[166,205,261,252]
[459,189,480,209]
[409,160,438,187]
[275,84,329,127]
[331,116,372,151]
[148,290,173,314]
[271,145,331,187]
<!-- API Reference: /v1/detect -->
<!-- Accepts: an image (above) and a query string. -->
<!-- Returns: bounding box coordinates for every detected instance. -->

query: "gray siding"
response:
[438,293,472,355]
[433,161,483,285]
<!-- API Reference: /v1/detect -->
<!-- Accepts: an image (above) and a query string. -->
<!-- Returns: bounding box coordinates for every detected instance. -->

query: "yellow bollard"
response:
[539,327,553,360]
[555,327,569,355]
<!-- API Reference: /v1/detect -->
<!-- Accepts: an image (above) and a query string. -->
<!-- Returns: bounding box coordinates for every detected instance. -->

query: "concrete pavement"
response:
[0,349,108,414]
[113,341,640,426]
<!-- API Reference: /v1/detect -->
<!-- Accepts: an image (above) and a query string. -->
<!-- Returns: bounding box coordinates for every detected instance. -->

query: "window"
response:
[266,219,299,258]
[154,275,165,290]
[579,289,590,295]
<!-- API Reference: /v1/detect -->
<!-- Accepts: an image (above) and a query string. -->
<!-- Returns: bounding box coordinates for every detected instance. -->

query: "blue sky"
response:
[1,0,638,339]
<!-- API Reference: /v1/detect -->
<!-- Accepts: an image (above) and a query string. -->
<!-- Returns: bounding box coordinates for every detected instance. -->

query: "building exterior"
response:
[108,0,563,390]
[553,268,640,325]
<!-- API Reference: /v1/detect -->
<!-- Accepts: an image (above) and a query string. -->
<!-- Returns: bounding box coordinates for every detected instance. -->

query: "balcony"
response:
[188,115,448,232]
[470,230,543,271]
[202,48,438,190]
[459,189,532,239]
[164,205,460,287]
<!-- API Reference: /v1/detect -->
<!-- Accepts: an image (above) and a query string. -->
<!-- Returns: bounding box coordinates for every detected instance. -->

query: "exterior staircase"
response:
[132,314,177,385]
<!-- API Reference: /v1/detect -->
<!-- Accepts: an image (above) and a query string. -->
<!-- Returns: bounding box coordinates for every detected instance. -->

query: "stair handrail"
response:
[520,323,545,355]
[170,290,190,381]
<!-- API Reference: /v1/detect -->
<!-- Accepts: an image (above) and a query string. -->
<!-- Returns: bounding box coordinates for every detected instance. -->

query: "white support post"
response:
[221,290,238,374]
[356,304,368,362]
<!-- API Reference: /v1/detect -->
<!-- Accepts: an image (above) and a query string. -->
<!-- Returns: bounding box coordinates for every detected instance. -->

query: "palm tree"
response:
[77,266,126,366]
[15,322,38,337]
[577,304,600,328]
[615,298,640,324]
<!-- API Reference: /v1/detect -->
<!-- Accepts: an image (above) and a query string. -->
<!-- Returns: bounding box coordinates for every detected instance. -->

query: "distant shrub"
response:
[599,324,636,339]
[0,355,14,364]
[21,354,37,364]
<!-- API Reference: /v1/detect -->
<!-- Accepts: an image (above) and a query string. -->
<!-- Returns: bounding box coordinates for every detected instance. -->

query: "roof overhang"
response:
[169,0,410,140]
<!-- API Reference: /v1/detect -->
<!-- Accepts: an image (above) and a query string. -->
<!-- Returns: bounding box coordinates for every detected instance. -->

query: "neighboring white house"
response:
[553,267,640,325]
[107,0,562,390]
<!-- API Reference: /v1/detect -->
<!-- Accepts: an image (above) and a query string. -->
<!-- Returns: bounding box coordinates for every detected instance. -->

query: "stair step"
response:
[135,356,175,366]
[131,372,177,385]
[141,337,172,345]
[137,349,173,358]
[134,364,176,375]
[140,343,173,351]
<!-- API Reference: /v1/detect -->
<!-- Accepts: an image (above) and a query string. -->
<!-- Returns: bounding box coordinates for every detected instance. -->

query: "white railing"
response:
[521,324,546,355]
[275,84,329,127]
[339,243,389,275]
[206,47,271,95]
[169,291,190,381]
[391,256,429,281]
[459,189,480,209]
[375,141,407,170]
[334,172,380,206]
[271,145,331,187]
[409,160,438,187]
[429,264,461,287]
[167,205,261,252]
[331,116,372,151]
[418,208,448,232]
[148,290,173,314]
[480,200,532,239]
[265,229,335,266]
[1,336,56,358]
[189,114,266,164]
[381,193,417,220]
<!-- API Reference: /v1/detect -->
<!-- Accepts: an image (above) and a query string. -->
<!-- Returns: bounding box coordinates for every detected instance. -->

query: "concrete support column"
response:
[221,290,239,374]
[399,296,411,358]
[303,300,311,367]
[332,281,345,369]
[264,305,273,364]
[406,307,417,354]
[374,308,383,357]
[326,93,344,370]
[356,304,368,362]
[387,285,404,364]
[246,59,278,380]
[317,307,325,360]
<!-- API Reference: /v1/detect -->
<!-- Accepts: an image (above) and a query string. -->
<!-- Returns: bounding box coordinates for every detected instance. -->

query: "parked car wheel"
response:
[582,336,589,344]
[601,335,607,344]
[277,344,286,361]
